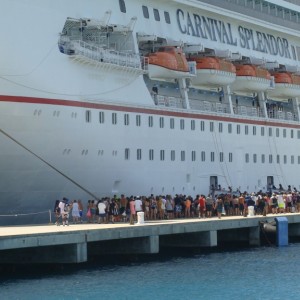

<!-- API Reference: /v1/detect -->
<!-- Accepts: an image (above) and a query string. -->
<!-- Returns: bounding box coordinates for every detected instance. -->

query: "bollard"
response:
[137,212,145,225]
[247,206,255,217]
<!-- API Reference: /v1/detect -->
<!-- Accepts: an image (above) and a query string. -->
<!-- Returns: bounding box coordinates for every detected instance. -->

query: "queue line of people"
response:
[54,191,300,225]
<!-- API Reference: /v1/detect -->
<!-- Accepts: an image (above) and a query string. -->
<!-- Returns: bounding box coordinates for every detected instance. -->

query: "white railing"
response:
[154,95,183,108]
[70,40,148,71]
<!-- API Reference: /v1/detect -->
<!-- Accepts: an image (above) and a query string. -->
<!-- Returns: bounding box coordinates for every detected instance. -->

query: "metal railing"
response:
[70,40,148,71]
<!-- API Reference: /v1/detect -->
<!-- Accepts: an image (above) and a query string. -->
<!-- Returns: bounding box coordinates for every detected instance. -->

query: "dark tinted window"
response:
[164,11,171,24]
[119,0,126,13]
[153,8,160,21]
[142,6,149,19]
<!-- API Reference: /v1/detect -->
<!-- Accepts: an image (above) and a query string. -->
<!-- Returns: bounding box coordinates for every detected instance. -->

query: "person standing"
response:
[198,195,206,218]
[71,200,80,224]
[216,197,223,219]
[97,200,107,223]
[78,199,83,223]
[135,196,143,214]
[129,197,136,225]
[205,194,214,218]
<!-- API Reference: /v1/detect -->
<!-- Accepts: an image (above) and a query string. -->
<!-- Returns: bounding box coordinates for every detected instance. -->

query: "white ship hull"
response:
[1,0,300,225]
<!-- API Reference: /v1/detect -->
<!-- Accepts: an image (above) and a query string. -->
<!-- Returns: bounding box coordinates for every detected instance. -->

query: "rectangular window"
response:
[283,128,286,138]
[261,154,265,163]
[171,150,175,161]
[153,8,160,21]
[210,122,214,132]
[192,151,196,161]
[291,129,294,139]
[298,130,300,139]
[160,150,165,161]
[228,123,232,134]
[277,155,280,164]
[261,127,265,136]
[124,114,129,126]
[245,125,249,135]
[237,124,240,134]
[99,111,104,124]
[142,5,149,18]
[85,110,91,123]
[149,149,154,161]
[170,118,175,129]
[284,155,287,164]
[201,151,205,162]
[125,148,130,160]
[181,151,185,161]
[201,121,205,131]
[112,112,117,125]
[148,116,153,127]
[137,149,142,160]
[164,11,171,24]
[245,153,249,163]
[253,126,256,135]
[119,0,126,13]
[298,156,300,164]
[191,120,195,131]
[253,154,257,163]
[211,152,215,162]
[269,154,273,164]
[268,127,272,137]
[180,119,185,130]
[136,115,141,126]
[219,123,223,133]
[159,117,164,128]
[220,152,224,162]
[291,155,295,164]
[276,128,280,137]
[229,152,233,162]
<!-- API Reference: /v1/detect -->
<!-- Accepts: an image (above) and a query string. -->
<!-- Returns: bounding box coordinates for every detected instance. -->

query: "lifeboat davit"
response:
[267,72,300,100]
[230,64,271,93]
[188,56,236,88]
[147,46,191,80]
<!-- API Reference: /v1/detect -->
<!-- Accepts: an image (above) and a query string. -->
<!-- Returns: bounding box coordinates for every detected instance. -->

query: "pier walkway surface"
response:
[0,213,300,264]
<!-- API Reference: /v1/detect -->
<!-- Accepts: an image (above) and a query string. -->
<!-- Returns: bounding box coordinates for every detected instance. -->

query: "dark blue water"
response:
[1,244,300,300]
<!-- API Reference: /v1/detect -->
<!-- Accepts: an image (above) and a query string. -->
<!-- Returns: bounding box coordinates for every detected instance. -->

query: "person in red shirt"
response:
[198,195,206,218]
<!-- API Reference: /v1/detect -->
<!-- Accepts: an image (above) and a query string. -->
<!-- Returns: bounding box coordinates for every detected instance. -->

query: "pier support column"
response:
[90,236,159,255]
[249,227,260,246]
[160,231,217,248]
[0,243,88,264]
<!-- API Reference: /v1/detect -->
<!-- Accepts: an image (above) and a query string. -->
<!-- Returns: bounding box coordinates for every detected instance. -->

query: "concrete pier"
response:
[0,213,299,264]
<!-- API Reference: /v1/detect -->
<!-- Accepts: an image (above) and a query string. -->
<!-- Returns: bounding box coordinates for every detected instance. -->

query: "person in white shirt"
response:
[97,200,107,223]
[135,196,143,213]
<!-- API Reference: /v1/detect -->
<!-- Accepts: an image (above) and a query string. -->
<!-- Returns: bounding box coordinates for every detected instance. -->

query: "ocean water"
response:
[1,244,300,300]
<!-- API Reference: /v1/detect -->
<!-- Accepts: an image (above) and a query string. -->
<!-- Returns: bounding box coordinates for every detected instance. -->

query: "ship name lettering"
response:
[177,9,237,46]
[177,9,292,59]
[238,26,291,59]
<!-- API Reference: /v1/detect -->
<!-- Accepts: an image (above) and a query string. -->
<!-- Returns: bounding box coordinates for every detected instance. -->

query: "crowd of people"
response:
[53,189,300,226]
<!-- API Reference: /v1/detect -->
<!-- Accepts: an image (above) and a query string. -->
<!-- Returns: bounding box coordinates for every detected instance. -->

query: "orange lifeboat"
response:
[268,72,300,99]
[188,56,236,88]
[230,64,271,93]
[147,46,191,80]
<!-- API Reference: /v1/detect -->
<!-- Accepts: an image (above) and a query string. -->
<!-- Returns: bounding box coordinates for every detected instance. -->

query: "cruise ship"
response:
[1,0,300,224]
